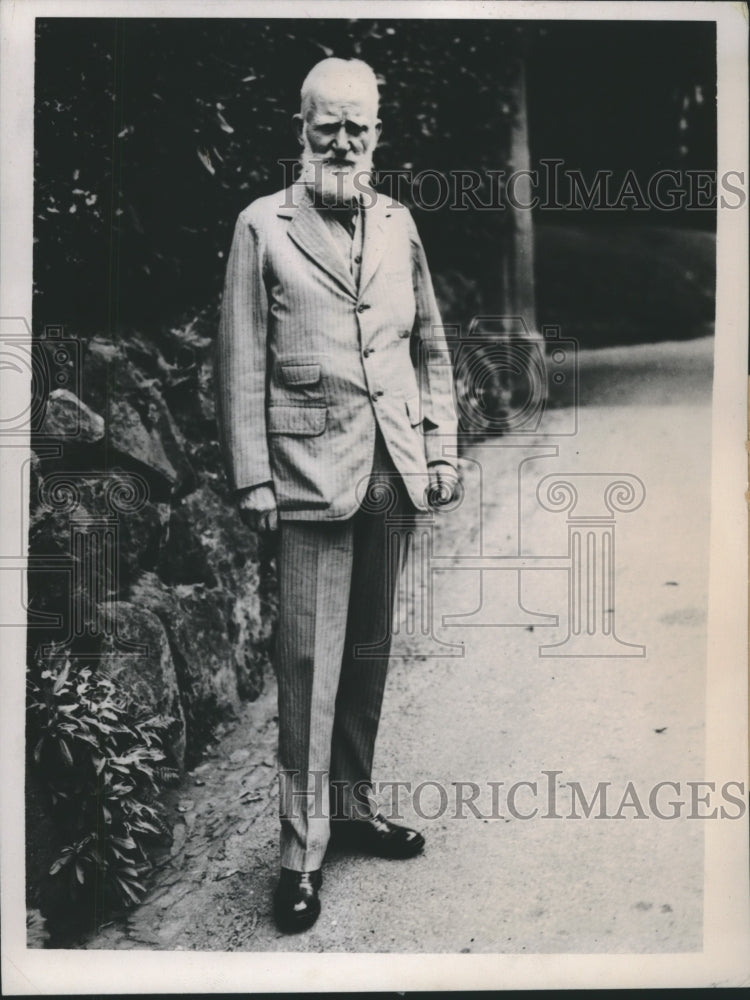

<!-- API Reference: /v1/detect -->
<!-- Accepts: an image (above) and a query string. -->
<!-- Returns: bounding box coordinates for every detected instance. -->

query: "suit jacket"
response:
[215,182,458,520]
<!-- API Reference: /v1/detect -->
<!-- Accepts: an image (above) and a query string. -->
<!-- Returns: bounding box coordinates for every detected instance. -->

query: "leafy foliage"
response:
[27,645,180,921]
[33,17,524,335]
[33,18,715,342]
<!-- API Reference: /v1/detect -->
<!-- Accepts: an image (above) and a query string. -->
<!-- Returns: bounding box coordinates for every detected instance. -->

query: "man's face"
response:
[295,78,381,206]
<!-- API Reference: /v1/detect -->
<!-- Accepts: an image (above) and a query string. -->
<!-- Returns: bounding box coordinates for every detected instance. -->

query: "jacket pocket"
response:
[280,362,321,387]
[268,405,327,436]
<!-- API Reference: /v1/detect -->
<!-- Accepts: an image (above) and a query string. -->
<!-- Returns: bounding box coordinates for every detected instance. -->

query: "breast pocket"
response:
[275,360,325,403]
[281,361,321,387]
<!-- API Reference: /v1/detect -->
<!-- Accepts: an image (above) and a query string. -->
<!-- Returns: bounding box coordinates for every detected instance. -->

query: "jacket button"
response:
[356,302,370,313]
[371,389,384,401]
[363,347,374,357]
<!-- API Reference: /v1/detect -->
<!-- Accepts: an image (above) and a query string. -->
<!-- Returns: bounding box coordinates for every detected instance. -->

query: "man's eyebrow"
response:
[313,113,369,126]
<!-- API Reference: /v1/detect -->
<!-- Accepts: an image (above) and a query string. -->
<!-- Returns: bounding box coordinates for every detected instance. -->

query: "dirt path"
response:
[88,339,712,953]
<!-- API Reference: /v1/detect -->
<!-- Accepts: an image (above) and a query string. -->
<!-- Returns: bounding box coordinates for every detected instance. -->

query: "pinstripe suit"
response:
[216,182,457,870]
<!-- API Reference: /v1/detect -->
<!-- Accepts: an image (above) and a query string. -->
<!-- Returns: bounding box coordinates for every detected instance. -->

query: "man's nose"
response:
[331,126,350,152]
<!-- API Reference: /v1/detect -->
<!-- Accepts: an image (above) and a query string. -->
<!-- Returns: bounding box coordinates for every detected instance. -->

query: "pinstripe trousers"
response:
[276,428,414,872]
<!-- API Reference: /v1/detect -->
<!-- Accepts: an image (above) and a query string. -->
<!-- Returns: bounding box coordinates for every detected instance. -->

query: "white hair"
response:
[300,57,380,117]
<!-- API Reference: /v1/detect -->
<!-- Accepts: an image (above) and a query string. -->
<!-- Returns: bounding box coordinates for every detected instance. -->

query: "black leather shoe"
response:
[273,868,322,934]
[331,813,425,859]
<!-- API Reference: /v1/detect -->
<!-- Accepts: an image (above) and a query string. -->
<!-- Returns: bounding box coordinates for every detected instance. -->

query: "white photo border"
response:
[1,0,747,991]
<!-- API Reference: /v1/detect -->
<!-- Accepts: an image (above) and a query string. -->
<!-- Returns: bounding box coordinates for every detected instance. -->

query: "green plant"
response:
[27,646,180,916]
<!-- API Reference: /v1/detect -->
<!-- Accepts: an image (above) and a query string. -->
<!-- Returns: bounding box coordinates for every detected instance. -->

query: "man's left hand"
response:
[427,462,459,508]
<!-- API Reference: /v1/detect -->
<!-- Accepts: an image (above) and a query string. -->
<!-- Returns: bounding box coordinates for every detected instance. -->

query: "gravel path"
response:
[87,338,712,954]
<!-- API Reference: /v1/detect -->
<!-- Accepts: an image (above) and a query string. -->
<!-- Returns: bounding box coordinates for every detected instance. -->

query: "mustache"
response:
[299,152,357,166]
[298,149,375,193]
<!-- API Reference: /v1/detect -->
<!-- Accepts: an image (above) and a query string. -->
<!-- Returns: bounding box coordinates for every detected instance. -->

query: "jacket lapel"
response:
[281,185,358,298]
[358,194,391,297]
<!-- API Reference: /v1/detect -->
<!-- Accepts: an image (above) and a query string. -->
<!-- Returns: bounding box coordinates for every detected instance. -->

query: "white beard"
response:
[299,144,374,207]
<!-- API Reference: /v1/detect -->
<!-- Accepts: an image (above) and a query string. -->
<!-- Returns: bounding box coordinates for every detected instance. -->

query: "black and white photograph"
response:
[1,0,747,992]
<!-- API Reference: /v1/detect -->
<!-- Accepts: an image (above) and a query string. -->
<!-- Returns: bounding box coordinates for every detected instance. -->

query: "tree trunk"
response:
[506,53,537,334]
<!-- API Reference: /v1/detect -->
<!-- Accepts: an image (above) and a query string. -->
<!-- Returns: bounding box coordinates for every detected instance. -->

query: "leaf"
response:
[217,110,234,134]
[49,851,73,875]
[115,877,142,904]
[58,738,74,767]
[132,820,160,835]
[86,719,114,735]
[110,834,136,850]
[112,750,146,766]
[108,782,135,797]
[52,658,70,695]
[75,733,100,750]
[75,863,85,884]
[196,148,215,176]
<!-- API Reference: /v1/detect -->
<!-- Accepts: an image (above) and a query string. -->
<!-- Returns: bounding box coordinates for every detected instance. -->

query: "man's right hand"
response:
[236,484,279,532]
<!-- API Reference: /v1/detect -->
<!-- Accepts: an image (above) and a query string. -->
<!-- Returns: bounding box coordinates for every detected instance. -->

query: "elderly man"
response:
[215,57,458,933]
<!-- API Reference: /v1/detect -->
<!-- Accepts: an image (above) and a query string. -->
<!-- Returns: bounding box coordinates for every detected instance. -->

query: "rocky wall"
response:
[25,321,277,919]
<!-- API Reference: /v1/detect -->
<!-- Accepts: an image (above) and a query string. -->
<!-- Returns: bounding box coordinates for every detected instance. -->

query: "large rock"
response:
[158,485,276,699]
[127,572,243,761]
[27,472,169,653]
[160,349,221,480]
[80,338,195,499]
[98,601,187,768]
[37,388,105,445]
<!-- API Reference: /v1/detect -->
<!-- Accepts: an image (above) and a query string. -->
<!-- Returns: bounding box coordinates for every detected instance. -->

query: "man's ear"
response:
[374,119,383,144]
[293,113,305,146]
